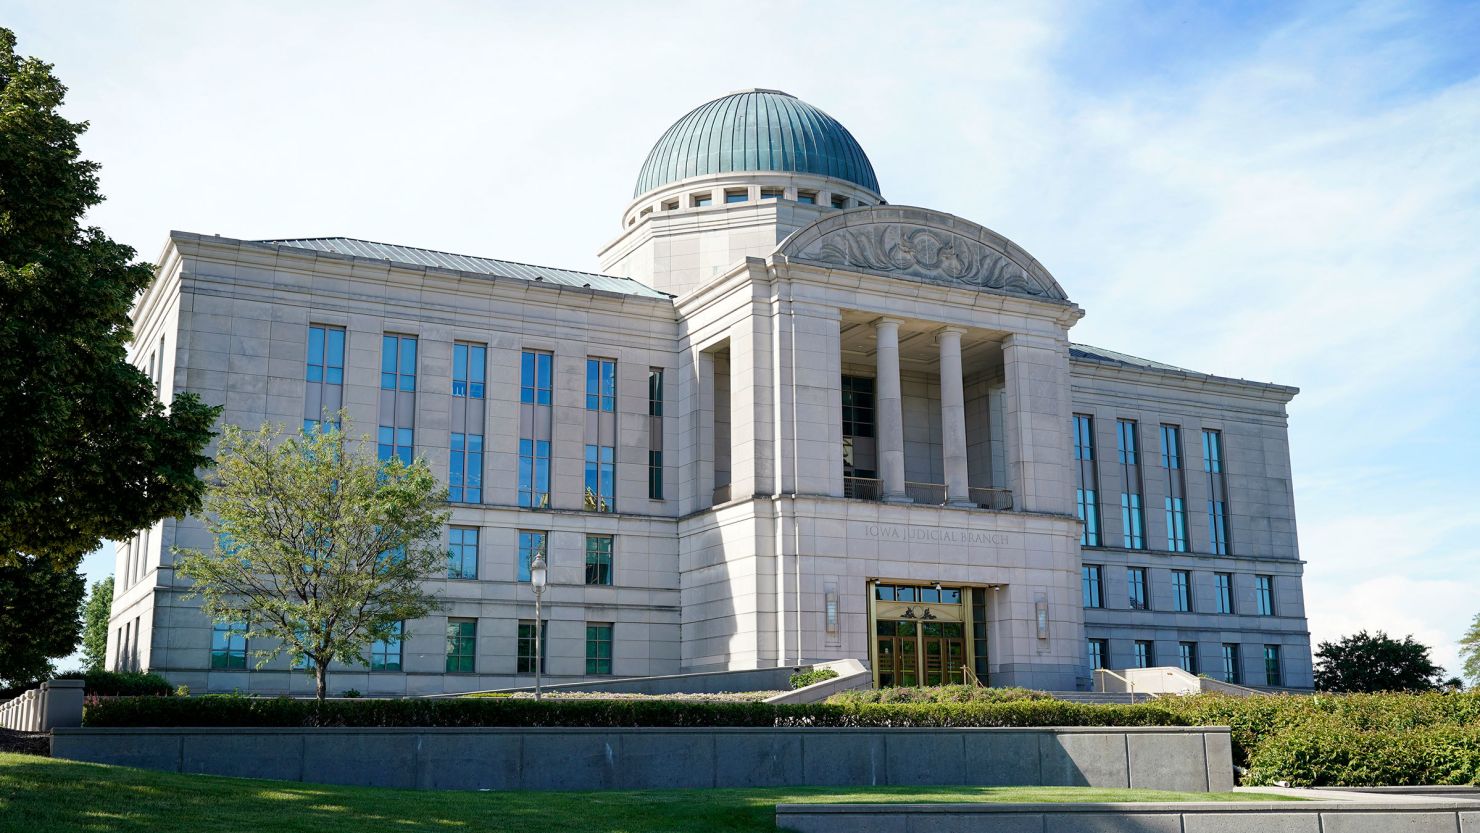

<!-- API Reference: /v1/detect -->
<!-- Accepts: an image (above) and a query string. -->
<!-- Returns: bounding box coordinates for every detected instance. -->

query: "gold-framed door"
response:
[868,581,975,688]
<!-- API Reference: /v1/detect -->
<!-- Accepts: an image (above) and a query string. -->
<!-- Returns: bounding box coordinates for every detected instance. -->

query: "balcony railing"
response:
[968,487,1014,511]
[843,476,883,501]
[904,481,946,505]
[841,478,1013,511]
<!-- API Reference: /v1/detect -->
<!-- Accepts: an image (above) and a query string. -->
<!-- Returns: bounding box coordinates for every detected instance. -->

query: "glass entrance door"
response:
[876,619,967,687]
[921,621,967,685]
[876,620,918,687]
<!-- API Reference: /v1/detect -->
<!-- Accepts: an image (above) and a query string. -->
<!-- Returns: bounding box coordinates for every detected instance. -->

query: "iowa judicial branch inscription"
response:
[864,525,1010,546]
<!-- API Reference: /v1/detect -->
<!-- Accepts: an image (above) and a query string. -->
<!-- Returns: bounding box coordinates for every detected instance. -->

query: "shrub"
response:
[83,694,1186,730]
[829,685,1052,705]
[75,670,173,697]
[1244,723,1480,787]
[789,669,839,689]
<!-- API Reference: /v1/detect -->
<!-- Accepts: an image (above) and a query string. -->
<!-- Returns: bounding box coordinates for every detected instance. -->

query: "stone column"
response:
[938,327,972,506]
[875,318,908,502]
[1001,332,1074,514]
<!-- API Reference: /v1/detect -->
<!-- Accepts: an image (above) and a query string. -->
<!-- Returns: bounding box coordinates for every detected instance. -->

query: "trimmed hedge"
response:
[789,668,839,689]
[83,694,1187,730]
[829,685,1052,705]
[78,670,173,697]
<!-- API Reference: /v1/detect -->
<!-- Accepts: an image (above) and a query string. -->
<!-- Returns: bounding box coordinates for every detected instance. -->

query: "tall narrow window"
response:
[841,375,877,485]
[1161,424,1188,552]
[517,621,547,673]
[1214,572,1233,614]
[1221,643,1241,684]
[370,622,403,671]
[648,368,665,500]
[379,334,417,465]
[445,619,477,673]
[1081,565,1104,608]
[584,444,615,512]
[304,324,345,431]
[1117,420,1146,549]
[1264,645,1282,686]
[1178,641,1198,674]
[518,439,550,508]
[517,531,546,583]
[1073,415,1101,546]
[1171,570,1192,612]
[448,527,479,580]
[521,351,553,405]
[1256,575,1275,616]
[449,433,483,503]
[585,623,613,674]
[1134,640,1154,668]
[585,358,616,412]
[585,535,614,586]
[1127,566,1148,610]
[210,620,247,669]
[1087,638,1107,669]
[1203,430,1230,554]
[450,342,486,503]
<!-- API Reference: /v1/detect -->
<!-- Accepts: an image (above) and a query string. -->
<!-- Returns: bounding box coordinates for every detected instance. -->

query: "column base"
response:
[882,493,914,504]
[946,498,976,509]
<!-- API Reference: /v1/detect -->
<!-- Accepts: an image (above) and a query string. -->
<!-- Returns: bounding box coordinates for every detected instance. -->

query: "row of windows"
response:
[210,620,617,676]
[1082,565,1277,616]
[1075,416,1231,555]
[306,327,668,507]
[444,527,618,586]
[650,188,859,214]
[1086,638,1284,686]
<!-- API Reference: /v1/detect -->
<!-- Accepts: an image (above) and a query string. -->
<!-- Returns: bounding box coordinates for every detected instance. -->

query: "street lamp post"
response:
[530,552,547,701]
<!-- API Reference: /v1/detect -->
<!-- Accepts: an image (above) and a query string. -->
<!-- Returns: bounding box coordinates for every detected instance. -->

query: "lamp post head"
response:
[531,554,548,592]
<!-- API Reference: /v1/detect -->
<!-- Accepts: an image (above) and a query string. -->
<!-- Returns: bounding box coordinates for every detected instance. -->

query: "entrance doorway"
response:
[870,582,982,687]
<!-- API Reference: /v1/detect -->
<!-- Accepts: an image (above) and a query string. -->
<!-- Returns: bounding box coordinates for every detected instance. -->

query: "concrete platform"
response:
[775,788,1480,832]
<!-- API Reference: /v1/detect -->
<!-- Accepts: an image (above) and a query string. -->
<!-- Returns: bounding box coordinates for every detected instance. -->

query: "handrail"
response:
[963,665,985,688]
[1093,668,1140,702]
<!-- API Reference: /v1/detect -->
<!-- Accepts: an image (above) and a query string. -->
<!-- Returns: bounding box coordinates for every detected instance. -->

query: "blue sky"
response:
[8,0,1476,673]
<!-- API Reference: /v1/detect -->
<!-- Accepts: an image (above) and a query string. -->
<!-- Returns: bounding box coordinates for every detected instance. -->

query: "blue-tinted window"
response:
[306,325,345,384]
[584,444,615,512]
[1121,493,1145,549]
[517,531,545,583]
[1087,638,1107,669]
[586,358,616,412]
[518,439,550,508]
[1134,640,1154,668]
[377,426,413,465]
[453,343,486,399]
[1264,645,1282,686]
[1117,419,1138,465]
[1214,573,1233,614]
[1209,500,1229,554]
[381,335,416,391]
[1202,430,1223,473]
[1081,565,1103,609]
[1172,570,1192,612]
[1073,415,1095,461]
[1179,641,1198,674]
[1256,575,1275,616]
[1160,424,1181,469]
[449,433,483,503]
[448,527,478,580]
[210,620,247,669]
[1221,643,1241,684]
[370,622,403,671]
[1165,496,1188,552]
[1127,567,1148,610]
[648,368,664,416]
[520,350,552,405]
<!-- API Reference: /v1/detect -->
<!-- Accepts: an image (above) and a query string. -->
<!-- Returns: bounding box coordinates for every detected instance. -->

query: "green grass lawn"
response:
[0,752,1283,833]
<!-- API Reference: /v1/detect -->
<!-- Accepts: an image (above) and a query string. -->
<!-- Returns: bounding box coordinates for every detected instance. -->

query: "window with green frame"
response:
[585,623,613,674]
[517,620,546,674]
[585,535,613,586]
[446,618,476,673]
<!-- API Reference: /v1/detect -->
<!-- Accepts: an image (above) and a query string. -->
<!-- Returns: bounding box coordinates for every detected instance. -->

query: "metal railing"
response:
[968,487,1014,511]
[904,481,947,505]
[843,476,883,501]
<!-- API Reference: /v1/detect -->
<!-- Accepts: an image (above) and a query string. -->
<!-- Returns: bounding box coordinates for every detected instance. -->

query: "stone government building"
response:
[107,89,1314,694]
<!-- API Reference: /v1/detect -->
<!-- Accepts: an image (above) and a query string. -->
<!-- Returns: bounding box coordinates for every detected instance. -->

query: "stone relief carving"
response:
[800,223,1063,299]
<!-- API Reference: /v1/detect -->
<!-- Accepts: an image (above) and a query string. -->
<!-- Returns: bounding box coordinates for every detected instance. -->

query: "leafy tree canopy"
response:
[1460,612,1480,687]
[175,418,449,700]
[81,575,114,672]
[0,555,84,685]
[1313,630,1446,693]
[0,28,219,569]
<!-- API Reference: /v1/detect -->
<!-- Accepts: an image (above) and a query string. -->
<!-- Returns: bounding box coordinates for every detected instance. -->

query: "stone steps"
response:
[1044,691,1148,704]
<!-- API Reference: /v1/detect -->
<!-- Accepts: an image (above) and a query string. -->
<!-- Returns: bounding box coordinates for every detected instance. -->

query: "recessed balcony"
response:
[843,476,1013,511]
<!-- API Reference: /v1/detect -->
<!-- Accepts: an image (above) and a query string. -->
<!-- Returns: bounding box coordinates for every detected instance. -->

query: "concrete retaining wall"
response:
[447,665,798,697]
[51,725,1233,792]
[0,680,84,731]
[776,798,1480,833]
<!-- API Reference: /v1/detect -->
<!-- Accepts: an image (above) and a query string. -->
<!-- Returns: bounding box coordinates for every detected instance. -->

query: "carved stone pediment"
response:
[780,209,1068,301]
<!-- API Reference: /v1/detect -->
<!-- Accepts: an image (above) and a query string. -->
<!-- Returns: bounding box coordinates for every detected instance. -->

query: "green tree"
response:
[1460,612,1480,687]
[80,575,115,672]
[0,557,85,685]
[0,28,219,570]
[1313,630,1446,692]
[174,419,449,700]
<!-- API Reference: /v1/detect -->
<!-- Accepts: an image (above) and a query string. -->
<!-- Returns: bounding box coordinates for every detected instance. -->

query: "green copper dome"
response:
[634,89,880,198]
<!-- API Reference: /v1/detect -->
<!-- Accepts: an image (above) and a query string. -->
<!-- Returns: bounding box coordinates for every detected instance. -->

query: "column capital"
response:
[936,326,967,342]
[874,316,906,330]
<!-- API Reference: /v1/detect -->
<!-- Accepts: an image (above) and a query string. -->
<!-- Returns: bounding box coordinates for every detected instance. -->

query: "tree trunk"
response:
[315,664,327,701]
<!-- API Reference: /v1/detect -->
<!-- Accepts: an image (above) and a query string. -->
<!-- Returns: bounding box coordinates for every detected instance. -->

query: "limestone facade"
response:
[107,90,1312,694]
